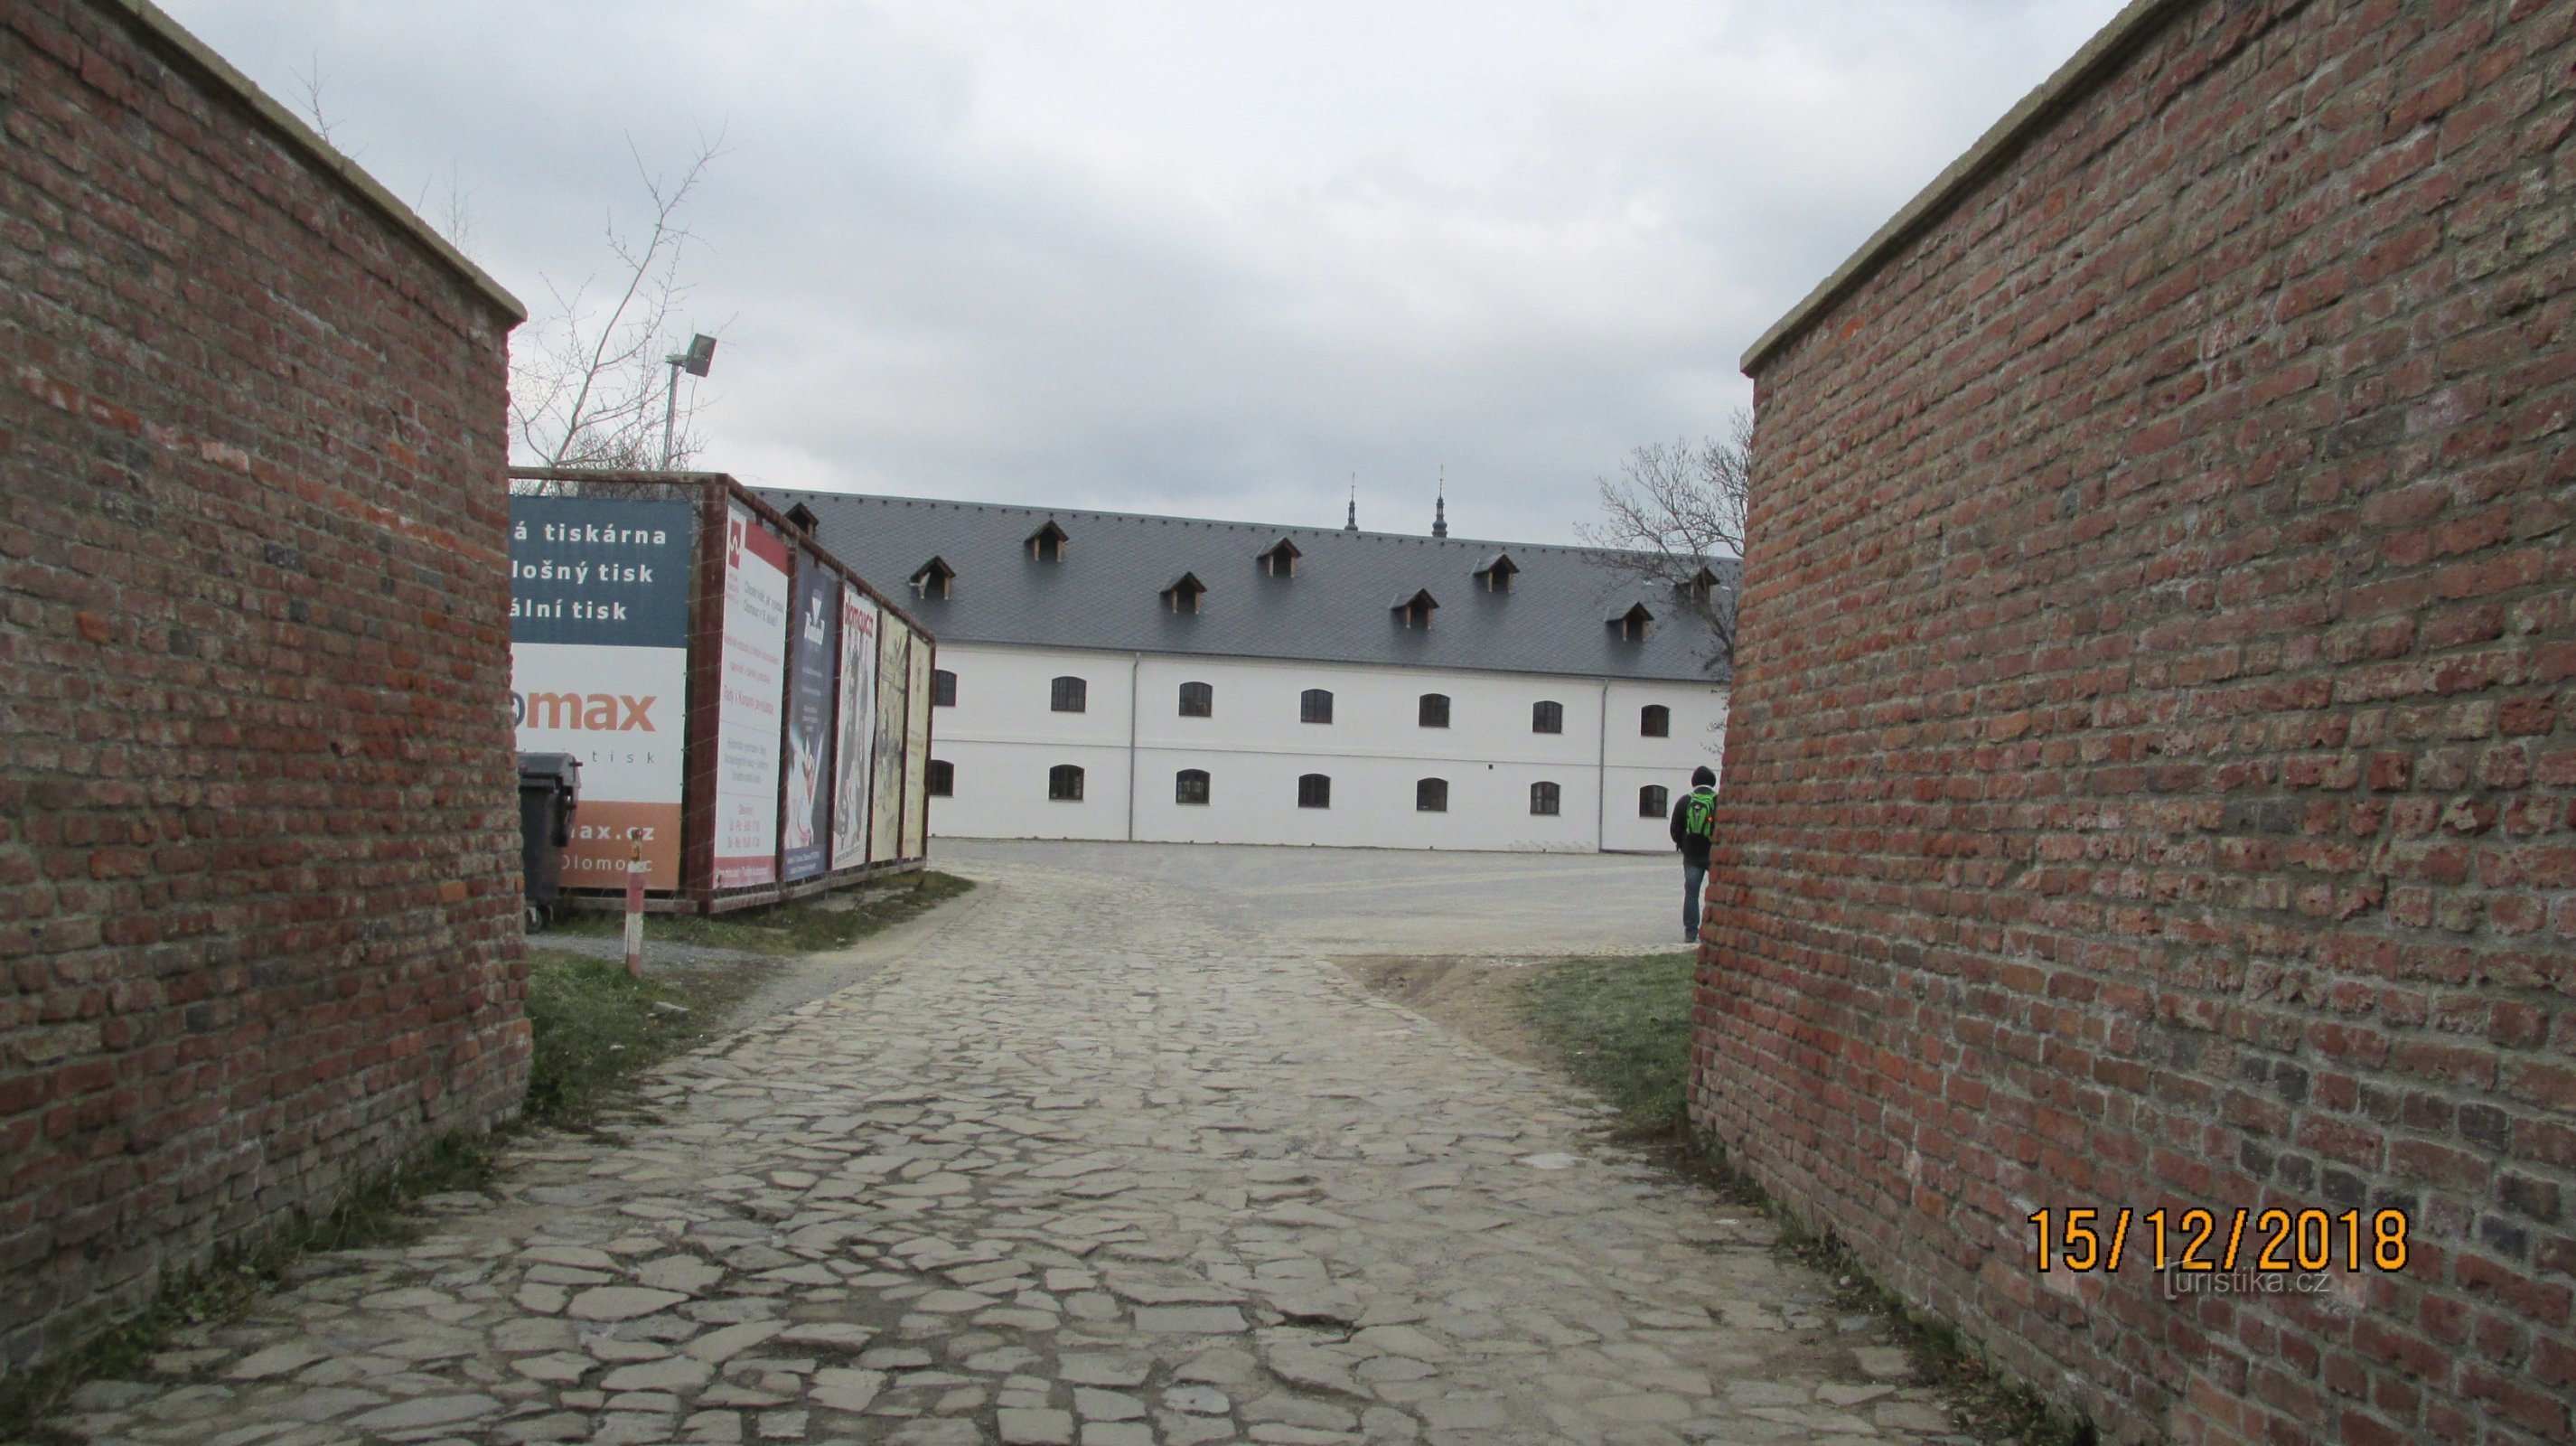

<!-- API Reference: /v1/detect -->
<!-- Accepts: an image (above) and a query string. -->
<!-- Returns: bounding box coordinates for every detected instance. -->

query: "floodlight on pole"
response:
[660,333,717,469]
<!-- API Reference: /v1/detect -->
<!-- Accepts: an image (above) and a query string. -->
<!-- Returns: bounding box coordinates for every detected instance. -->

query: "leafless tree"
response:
[511,130,727,469]
[1575,408,1752,674]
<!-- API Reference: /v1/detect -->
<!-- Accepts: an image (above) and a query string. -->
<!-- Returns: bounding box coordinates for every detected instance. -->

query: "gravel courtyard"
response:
[41,843,1959,1446]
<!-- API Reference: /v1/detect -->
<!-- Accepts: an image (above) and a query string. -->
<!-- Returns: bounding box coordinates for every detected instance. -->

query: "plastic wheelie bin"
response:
[517,753,581,930]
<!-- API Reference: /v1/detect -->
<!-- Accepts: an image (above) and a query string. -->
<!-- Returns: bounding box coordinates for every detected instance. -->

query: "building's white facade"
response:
[928,643,1726,852]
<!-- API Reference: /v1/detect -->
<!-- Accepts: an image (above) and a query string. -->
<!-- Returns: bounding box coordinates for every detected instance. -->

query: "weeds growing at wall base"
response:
[1680,1131,2100,1446]
[1499,949,2097,1446]
[0,1131,501,1442]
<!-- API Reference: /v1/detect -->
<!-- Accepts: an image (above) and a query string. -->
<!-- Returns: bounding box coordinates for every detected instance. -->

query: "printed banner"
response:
[781,561,839,883]
[869,623,910,863]
[903,638,932,858]
[713,505,792,887]
[508,497,692,886]
[829,591,881,871]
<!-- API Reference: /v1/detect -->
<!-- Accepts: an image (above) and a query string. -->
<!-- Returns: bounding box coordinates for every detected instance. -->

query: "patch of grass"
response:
[0,1131,500,1442]
[550,869,973,954]
[1513,950,1698,1133]
[521,948,764,1126]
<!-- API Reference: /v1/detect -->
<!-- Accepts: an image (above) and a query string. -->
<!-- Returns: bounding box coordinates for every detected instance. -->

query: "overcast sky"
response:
[166,0,2127,544]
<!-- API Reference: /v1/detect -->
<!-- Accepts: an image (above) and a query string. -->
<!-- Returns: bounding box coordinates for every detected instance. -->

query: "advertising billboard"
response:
[713,504,792,887]
[868,622,910,864]
[781,562,839,883]
[829,591,880,871]
[902,636,932,858]
[509,496,693,887]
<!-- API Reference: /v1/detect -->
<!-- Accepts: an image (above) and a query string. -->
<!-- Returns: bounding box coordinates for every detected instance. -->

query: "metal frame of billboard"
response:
[507,468,938,915]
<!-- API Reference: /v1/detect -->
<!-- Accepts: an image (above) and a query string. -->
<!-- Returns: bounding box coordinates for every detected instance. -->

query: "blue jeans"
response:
[1682,860,1708,944]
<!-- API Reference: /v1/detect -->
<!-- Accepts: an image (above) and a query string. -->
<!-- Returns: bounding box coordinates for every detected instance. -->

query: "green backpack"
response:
[1682,786,1718,841]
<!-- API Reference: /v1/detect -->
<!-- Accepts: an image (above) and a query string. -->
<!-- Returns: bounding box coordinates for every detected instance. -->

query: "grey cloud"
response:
[163,0,2129,541]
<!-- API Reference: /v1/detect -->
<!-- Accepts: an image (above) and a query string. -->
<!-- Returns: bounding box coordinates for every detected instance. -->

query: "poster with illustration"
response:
[713,504,791,887]
[829,590,880,871]
[902,637,932,858]
[780,560,839,882]
[508,495,693,887]
[868,622,910,863]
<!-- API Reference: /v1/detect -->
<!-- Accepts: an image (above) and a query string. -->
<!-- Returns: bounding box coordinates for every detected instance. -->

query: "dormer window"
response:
[1026,520,1070,561]
[1679,565,1721,606]
[1258,539,1302,577]
[1391,589,1438,630]
[1474,552,1518,593]
[1160,572,1208,615]
[910,556,956,600]
[1609,601,1653,641]
[784,502,820,534]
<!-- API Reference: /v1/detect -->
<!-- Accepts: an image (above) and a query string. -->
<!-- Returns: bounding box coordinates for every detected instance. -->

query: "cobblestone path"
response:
[44,851,1959,1446]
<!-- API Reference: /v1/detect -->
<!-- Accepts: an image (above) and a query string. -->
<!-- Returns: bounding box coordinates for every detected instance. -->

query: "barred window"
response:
[1530,781,1560,816]
[1300,689,1334,724]
[1638,784,1667,818]
[1640,704,1670,737]
[1297,774,1332,809]
[1051,676,1088,713]
[1416,778,1448,812]
[1178,681,1213,718]
[1048,765,1085,802]
[928,760,954,797]
[1176,769,1211,805]
[1418,693,1450,728]
[1532,700,1563,734]
[932,670,956,707]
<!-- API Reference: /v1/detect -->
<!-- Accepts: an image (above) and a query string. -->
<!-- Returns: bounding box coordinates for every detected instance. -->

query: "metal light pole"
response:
[660,333,717,469]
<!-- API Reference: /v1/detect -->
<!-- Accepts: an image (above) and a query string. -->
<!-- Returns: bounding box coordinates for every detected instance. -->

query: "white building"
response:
[759,492,1731,853]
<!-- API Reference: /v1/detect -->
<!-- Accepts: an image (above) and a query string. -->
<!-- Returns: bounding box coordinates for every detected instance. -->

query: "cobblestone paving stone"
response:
[42,851,1965,1446]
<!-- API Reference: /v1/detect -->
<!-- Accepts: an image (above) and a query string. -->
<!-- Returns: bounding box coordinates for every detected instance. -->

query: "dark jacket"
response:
[1669,785,1717,866]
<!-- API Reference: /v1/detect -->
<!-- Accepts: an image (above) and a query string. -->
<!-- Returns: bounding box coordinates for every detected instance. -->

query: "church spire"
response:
[1432,465,1447,539]
[1344,474,1358,532]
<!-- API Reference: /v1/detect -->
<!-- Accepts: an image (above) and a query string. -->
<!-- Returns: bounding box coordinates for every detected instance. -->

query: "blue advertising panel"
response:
[509,496,696,884]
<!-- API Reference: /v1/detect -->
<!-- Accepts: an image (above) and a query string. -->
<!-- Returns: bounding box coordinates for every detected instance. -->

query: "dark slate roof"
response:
[756,490,1736,682]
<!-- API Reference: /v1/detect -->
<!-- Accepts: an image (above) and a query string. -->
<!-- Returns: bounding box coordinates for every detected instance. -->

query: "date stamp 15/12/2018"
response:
[2026,1207,2412,1275]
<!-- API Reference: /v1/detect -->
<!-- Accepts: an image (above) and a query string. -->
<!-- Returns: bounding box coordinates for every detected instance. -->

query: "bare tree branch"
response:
[510,126,729,469]
[293,56,351,153]
[415,162,474,258]
[1573,408,1752,675]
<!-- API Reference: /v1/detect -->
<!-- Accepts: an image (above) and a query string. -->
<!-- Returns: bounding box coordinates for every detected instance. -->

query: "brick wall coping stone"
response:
[1740,0,2190,375]
[98,0,525,324]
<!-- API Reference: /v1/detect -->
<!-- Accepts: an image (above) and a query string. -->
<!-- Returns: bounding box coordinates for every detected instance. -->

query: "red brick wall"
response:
[1702,1,2573,1441]
[0,1,526,1369]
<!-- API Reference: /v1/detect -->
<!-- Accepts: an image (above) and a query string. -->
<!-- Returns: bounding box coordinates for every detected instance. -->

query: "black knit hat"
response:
[1691,765,1717,785]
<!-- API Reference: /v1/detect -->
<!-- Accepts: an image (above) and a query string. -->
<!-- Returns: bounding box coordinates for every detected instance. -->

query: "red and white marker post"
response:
[622,832,646,977]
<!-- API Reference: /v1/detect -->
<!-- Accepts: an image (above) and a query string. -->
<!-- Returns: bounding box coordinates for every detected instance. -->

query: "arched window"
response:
[1300,689,1334,724]
[1530,781,1560,816]
[932,669,957,707]
[1048,765,1085,802]
[1640,704,1670,737]
[1416,778,1448,812]
[1051,676,1088,713]
[928,760,954,797]
[1638,784,1667,818]
[1297,774,1332,809]
[1175,769,1211,805]
[1532,700,1563,735]
[1178,681,1213,718]
[1418,693,1450,728]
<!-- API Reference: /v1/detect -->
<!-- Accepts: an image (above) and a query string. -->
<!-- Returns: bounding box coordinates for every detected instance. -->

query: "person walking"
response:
[1669,765,1719,944]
